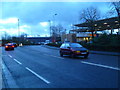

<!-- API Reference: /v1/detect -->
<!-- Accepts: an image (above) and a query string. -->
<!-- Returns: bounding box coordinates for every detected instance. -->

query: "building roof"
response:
[74,17,120,32]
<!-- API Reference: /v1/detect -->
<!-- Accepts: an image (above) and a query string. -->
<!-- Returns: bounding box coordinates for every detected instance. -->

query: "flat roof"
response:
[74,17,120,32]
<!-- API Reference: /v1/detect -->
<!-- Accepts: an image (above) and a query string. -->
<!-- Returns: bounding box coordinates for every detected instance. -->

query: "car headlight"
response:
[76,51,80,53]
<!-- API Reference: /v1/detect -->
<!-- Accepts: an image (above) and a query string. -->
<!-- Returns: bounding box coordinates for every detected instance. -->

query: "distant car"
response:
[12,43,18,47]
[60,43,89,58]
[5,43,14,51]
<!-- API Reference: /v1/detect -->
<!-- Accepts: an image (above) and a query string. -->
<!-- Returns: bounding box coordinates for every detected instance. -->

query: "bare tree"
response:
[108,1,120,17]
[79,6,101,38]
[80,6,100,23]
[50,24,65,42]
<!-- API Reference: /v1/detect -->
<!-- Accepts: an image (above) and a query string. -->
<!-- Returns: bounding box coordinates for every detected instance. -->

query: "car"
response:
[12,43,18,47]
[5,43,14,51]
[60,42,89,58]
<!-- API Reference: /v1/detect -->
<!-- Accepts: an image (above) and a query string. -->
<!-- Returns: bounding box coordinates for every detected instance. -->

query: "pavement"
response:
[44,45,120,56]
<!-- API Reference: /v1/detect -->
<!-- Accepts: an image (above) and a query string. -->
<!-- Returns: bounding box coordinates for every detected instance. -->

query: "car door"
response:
[63,43,70,55]
[60,43,66,54]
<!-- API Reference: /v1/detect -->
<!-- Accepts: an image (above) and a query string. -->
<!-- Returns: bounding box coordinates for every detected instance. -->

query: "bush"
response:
[47,43,62,47]
[79,34,120,52]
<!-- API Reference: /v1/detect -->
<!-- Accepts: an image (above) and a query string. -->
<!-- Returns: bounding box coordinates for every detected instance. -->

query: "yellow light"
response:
[86,50,89,52]
[76,51,80,53]
[104,23,107,24]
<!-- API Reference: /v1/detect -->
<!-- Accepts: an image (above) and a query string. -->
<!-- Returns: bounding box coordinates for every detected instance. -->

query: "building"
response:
[61,33,76,43]
[69,16,120,42]
[26,37,51,44]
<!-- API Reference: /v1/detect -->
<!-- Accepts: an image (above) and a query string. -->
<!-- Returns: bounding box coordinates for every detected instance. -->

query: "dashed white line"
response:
[8,55,12,58]
[25,67,50,84]
[44,54,64,59]
[13,59,22,65]
[81,61,120,71]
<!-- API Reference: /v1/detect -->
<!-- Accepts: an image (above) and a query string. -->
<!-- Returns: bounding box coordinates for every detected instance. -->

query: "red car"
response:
[5,43,14,51]
[60,43,89,58]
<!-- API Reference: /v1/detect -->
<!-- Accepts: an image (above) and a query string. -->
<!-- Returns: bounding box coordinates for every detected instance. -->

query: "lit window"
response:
[115,21,118,23]
[104,23,107,24]
[94,24,97,26]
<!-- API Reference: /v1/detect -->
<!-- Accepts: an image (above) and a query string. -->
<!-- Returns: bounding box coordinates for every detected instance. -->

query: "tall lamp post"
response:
[48,20,51,37]
[53,14,57,42]
[18,19,20,45]
[53,13,57,26]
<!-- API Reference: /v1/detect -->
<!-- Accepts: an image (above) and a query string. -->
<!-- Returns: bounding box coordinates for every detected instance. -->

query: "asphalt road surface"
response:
[2,45,120,88]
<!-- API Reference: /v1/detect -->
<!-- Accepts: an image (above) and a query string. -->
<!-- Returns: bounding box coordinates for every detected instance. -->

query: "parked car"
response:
[5,43,14,51]
[60,43,89,58]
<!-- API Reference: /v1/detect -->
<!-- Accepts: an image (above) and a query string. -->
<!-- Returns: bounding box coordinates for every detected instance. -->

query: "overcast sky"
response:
[0,2,112,37]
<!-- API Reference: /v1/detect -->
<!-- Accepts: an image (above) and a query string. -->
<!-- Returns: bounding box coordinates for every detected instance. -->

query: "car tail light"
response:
[5,46,8,48]
[12,46,14,48]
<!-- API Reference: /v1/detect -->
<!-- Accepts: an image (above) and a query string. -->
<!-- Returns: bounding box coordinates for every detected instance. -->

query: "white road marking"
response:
[8,55,12,58]
[13,59,22,65]
[25,67,50,84]
[81,61,120,71]
[44,54,64,59]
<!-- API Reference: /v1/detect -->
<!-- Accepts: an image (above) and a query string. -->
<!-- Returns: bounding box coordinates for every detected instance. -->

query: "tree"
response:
[50,24,65,42]
[80,7,100,23]
[79,6,101,38]
[108,1,120,17]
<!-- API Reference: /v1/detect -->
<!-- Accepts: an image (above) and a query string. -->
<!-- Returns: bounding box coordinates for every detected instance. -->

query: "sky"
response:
[0,2,115,37]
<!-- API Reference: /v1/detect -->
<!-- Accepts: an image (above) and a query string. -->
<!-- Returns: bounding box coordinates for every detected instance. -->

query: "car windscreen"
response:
[70,43,83,48]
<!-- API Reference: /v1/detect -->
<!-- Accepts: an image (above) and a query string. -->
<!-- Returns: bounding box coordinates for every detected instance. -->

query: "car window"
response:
[66,43,70,48]
[60,44,65,48]
[70,43,82,48]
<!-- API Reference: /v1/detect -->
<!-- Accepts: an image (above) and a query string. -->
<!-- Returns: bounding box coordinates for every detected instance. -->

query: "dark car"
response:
[5,43,14,51]
[60,43,89,58]
[12,43,18,47]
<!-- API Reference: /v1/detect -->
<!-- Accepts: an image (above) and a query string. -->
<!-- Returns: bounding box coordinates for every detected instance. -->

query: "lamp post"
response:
[48,20,51,37]
[18,19,20,37]
[18,19,20,45]
[53,13,57,26]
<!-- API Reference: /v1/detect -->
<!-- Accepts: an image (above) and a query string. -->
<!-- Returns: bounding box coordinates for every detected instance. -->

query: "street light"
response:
[48,20,52,37]
[18,19,20,37]
[18,19,20,45]
[53,13,57,26]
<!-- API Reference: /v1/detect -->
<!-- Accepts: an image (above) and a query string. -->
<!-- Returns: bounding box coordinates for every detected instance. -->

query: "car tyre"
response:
[60,52,63,57]
[84,55,88,58]
[70,53,75,58]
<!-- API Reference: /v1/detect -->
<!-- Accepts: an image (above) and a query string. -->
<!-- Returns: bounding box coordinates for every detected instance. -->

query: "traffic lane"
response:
[3,46,119,88]
[2,52,52,88]
[3,48,80,88]
[18,45,119,68]
[88,54,119,68]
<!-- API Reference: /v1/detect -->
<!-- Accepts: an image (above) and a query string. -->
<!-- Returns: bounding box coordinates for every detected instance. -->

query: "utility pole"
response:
[18,19,20,45]
[48,20,51,37]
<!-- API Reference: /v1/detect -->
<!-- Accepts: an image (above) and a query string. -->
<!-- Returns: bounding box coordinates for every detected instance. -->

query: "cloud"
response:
[1,2,111,37]
[40,22,48,27]
[0,17,18,24]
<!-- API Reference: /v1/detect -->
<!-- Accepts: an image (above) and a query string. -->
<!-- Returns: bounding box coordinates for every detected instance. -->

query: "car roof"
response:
[6,43,13,45]
[63,42,80,44]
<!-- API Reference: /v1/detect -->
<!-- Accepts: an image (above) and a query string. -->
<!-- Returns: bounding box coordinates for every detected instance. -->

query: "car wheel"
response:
[84,55,88,58]
[70,53,75,58]
[60,52,63,57]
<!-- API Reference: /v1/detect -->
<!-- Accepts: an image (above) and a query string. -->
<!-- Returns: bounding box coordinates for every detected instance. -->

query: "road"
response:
[2,45,119,88]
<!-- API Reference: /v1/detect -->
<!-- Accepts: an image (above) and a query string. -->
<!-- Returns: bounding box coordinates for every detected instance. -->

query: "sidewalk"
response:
[2,60,19,88]
[43,45,120,56]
